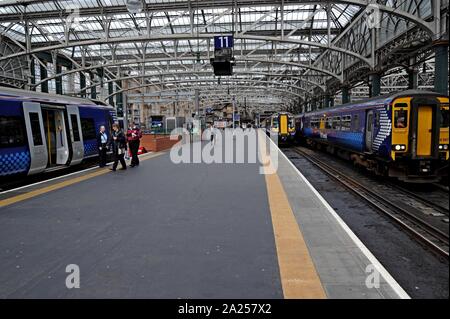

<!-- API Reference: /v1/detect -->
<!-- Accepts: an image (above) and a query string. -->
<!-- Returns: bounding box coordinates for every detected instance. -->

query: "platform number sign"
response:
[214,36,234,49]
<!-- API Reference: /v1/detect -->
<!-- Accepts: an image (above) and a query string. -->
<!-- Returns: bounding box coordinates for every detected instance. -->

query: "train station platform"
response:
[0,130,409,299]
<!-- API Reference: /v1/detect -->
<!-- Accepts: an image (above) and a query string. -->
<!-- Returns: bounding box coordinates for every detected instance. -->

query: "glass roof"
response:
[0,0,364,108]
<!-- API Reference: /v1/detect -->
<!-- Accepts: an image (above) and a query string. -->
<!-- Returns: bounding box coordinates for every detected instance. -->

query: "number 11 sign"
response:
[214,36,234,49]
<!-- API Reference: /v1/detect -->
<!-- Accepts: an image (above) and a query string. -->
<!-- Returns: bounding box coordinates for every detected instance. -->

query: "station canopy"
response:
[0,0,439,111]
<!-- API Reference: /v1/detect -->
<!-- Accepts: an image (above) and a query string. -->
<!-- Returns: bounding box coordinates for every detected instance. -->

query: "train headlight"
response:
[440,145,449,151]
[394,145,406,151]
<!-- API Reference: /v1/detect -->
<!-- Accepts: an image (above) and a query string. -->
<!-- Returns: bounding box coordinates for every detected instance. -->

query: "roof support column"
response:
[90,73,97,99]
[327,2,331,47]
[116,80,124,117]
[55,64,63,95]
[108,81,114,106]
[342,86,351,104]
[306,97,312,113]
[434,41,449,95]
[433,0,448,95]
[29,58,36,91]
[317,97,322,110]
[40,62,48,93]
[67,64,75,95]
[79,72,86,98]
[407,68,419,90]
[324,94,332,109]
[312,97,318,111]
[195,88,200,119]
[24,10,32,91]
[281,0,285,39]
[369,73,381,97]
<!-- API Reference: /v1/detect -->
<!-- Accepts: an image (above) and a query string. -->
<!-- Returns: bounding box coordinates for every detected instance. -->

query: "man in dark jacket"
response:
[110,123,127,171]
[126,123,143,167]
[97,125,109,167]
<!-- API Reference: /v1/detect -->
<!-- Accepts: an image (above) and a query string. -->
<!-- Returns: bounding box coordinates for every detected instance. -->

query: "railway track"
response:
[386,182,449,218]
[290,146,449,259]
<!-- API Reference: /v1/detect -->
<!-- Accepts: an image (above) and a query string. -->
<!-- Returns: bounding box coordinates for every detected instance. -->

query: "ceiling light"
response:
[126,0,143,14]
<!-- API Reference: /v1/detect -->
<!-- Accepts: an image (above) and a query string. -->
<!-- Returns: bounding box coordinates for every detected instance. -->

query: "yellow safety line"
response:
[0,170,108,208]
[0,152,164,209]
[258,132,326,299]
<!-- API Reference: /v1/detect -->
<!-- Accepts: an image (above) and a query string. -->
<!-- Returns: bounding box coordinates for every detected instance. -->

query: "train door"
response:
[279,114,288,135]
[42,109,56,165]
[416,105,433,157]
[42,107,69,166]
[320,117,325,130]
[55,109,69,164]
[365,111,374,152]
[66,105,84,165]
[22,102,48,175]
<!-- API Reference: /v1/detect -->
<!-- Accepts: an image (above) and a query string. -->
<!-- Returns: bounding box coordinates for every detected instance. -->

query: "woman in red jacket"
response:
[127,123,143,167]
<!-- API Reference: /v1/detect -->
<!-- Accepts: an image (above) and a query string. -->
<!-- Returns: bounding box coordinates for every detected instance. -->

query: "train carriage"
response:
[263,112,296,144]
[0,87,115,178]
[298,90,449,183]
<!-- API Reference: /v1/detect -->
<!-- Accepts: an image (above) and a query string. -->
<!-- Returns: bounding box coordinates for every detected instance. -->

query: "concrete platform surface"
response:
[0,132,408,299]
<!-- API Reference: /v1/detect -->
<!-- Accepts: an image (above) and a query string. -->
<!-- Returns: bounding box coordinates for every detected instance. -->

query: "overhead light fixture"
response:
[126,0,143,14]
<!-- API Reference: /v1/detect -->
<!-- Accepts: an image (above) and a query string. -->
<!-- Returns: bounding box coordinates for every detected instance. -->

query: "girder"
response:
[31,56,332,90]
[71,71,325,94]
[0,0,436,35]
[0,0,446,113]
[0,33,372,67]
[106,82,304,101]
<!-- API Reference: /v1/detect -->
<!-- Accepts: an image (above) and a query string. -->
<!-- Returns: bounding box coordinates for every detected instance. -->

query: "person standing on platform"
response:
[210,124,216,145]
[127,122,143,167]
[97,125,109,168]
[110,123,127,171]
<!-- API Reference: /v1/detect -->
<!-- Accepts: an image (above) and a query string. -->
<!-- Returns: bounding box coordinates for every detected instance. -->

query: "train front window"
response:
[289,118,295,129]
[394,109,408,128]
[272,119,279,129]
[440,108,449,128]
[0,116,26,148]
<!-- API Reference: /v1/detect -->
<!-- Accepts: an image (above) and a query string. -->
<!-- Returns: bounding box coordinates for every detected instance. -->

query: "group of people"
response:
[97,123,143,171]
